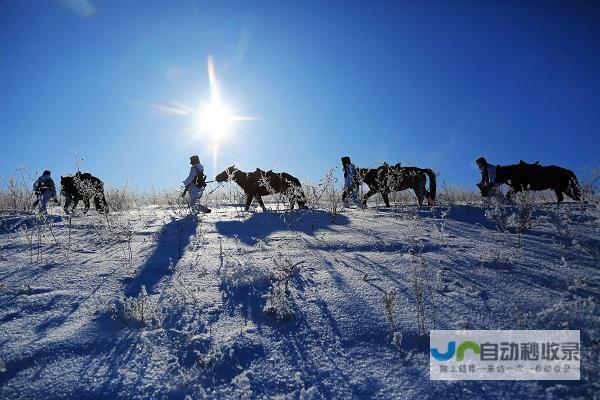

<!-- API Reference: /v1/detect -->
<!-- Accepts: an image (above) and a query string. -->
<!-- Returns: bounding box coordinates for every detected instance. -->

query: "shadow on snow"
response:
[214,210,350,245]
[123,215,199,295]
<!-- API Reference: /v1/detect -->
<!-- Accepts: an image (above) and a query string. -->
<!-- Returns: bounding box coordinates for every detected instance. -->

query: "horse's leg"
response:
[421,181,432,205]
[94,196,106,213]
[415,189,424,206]
[363,189,377,207]
[256,196,267,212]
[245,195,254,211]
[554,189,564,203]
[63,196,71,214]
[83,197,90,214]
[101,194,109,213]
[297,194,307,209]
[72,197,80,214]
[382,192,391,207]
[427,195,435,206]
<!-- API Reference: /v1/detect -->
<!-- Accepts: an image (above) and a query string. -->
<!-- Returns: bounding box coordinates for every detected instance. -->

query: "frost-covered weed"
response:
[18,284,32,296]
[382,290,403,351]
[231,370,253,399]
[110,217,135,265]
[303,176,331,231]
[408,246,436,336]
[113,285,162,328]
[264,258,303,320]
[484,191,512,232]
[454,320,474,330]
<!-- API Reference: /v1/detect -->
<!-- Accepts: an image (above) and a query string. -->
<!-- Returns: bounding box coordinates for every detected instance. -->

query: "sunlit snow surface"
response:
[0,203,598,399]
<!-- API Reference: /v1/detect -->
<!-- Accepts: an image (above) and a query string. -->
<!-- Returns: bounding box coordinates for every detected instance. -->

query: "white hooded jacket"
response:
[183,162,205,192]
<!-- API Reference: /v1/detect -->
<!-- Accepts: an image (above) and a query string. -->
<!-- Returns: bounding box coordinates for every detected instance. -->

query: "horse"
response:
[215,166,308,211]
[60,172,109,214]
[359,163,436,207]
[480,160,581,202]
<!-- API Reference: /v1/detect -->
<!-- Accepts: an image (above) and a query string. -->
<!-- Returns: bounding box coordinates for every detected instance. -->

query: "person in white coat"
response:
[183,155,211,214]
[341,156,361,207]
[33,170,58,215]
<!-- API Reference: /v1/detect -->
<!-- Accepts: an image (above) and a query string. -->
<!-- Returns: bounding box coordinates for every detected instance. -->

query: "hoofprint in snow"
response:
[0,200,598,399]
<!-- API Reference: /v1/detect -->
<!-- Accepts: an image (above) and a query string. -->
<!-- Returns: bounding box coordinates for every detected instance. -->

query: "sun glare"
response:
[198,101,234,141]
[148,55,256,172]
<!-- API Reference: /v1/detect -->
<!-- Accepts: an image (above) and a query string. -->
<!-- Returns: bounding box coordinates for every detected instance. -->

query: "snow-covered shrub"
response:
[321,168,342,223]
[579,166,600,202]
[302,180,324,232]
[438,181,480,206]
[112,285,162,328]
[299,169,342,219]
[507,190,538,234]
[104,185,133,211]
[264,280,293,320]
[220,260,270,290]
[478,242,516,269]
[550,203,574,247]
[0,167,34,212]
[483,192,511,232]
[264,258,303,320]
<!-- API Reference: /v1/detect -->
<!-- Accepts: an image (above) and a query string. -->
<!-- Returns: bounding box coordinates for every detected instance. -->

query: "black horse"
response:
[215,166,307,211]
[60,172,109,214]
[479,160,581,202]
[359,163,436,207]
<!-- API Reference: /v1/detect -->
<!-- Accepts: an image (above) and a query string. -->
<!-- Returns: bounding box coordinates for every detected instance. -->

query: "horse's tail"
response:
[567,170,582,201]
[423,168,437,204]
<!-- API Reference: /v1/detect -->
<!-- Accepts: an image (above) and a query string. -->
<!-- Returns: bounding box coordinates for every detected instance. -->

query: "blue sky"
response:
[1,0,599,190]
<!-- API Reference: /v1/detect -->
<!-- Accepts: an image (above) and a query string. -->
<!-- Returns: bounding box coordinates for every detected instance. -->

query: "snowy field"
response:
[0,193,599,399]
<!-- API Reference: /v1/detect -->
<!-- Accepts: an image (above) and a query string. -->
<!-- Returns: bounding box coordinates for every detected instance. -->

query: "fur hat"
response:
[190,155,200,165]
[341,156,351,165]
[43,170,51,176]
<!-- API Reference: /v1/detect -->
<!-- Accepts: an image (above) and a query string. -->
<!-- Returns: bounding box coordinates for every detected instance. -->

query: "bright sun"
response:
[149,55,255,171]
[197,101,234,141]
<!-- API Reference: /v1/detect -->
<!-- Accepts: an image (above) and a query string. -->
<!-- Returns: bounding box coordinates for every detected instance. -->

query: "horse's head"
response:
[215,165,238,182]
[60,175,72,187]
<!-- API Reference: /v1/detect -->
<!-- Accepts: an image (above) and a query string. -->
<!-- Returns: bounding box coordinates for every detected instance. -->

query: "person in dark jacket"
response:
[33,170,58,214]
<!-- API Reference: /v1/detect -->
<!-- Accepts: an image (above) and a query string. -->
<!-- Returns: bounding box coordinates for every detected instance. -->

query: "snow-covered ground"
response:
[0,199,598,399]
